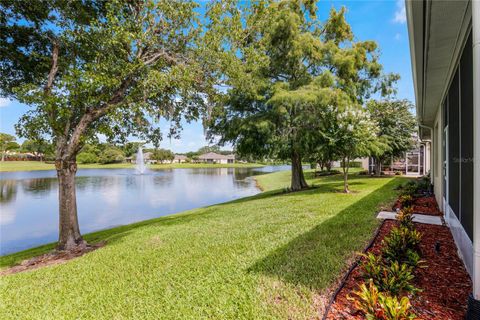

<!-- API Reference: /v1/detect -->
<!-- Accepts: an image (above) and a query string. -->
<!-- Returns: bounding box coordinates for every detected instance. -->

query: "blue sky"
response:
[0,0,412,153]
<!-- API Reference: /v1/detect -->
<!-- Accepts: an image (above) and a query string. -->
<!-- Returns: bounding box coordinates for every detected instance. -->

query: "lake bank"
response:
[0,170,403,319]
[0,161,266,172]
[1,166,293,255]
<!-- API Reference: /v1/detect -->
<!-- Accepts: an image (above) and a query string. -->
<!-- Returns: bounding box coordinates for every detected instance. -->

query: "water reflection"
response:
[0,165,291,255]
[1,180,17,204]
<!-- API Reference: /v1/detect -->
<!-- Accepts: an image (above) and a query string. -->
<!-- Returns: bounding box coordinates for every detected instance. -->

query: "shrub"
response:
[98,148,125,164]
[381,227,422,266]
[400,181,417,197]
[378,294,417,320]
[360,253,419,296]
[316,169,341,176]
[416,176,431,193]
[398,195,413,207]
[349,280,417,320]
[397,207,414,230]
[349,280,381,318]
[394,171,402,176]
[77,152,98,164]
[340,161,363,168]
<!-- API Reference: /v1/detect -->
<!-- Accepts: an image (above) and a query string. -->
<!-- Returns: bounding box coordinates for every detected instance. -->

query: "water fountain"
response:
[135,147,146,174]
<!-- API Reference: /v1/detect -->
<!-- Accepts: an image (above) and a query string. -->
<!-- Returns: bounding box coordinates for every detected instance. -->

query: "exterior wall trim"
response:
[445,199,474,277]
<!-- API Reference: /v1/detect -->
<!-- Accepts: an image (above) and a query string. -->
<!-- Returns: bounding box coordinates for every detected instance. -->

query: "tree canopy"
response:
[366,99,417,175]
[0,0,219,250]
[0,133,19,160]
[206,0,392,190]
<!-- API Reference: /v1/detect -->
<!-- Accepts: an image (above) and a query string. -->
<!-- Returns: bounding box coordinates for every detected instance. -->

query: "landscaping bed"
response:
[326,220,471,319]
[325,177,472,319]
[393,195,442,217]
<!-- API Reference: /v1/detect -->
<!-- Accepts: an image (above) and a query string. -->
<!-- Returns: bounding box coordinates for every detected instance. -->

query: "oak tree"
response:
[1,0,216,250]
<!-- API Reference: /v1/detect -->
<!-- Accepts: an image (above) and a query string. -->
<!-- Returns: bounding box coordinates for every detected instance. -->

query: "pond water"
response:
[0,165,291,255]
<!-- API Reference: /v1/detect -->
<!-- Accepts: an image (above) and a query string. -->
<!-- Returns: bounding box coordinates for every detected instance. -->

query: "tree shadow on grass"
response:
[247,178,402,291]
[0,209,214,268]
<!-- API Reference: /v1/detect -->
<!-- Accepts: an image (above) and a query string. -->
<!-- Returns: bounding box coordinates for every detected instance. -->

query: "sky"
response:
[0,0,413,153]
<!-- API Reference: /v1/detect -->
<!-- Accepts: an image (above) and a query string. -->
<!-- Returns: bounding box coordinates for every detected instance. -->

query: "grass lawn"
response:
[0,170,405,319]
[0,161,264,172]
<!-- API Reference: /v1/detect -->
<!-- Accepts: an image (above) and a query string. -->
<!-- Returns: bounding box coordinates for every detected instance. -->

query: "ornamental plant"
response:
[381,227,422,267]
[349,280,417,320]
[360,253,419,296]
[397,207,415,230]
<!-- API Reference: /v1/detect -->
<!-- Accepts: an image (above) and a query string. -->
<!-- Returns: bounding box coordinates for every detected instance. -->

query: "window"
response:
[459,30,473,241]
[448,68,460,218]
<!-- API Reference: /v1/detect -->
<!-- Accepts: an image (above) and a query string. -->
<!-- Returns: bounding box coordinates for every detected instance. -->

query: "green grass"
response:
[0,161,264,172]
[0,170,406,319]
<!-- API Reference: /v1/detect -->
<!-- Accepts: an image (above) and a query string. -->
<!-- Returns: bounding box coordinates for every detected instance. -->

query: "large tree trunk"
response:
[291,151,308,191]
[55,159,86,251]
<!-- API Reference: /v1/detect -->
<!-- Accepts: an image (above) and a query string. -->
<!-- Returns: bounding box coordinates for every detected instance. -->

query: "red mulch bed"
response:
[411,196,443,216]
[392,196,443,217]
[326,220,472,319]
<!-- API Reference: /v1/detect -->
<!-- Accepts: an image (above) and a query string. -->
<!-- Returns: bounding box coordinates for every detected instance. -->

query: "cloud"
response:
[394,33,401,40]
[0,98,11,107]
[393,0,406,24]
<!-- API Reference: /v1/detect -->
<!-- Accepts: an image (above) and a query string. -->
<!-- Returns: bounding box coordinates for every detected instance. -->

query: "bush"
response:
[397,207,414,230]
[416,176,431,193]
[382,227,422,266]
[98,148,125,164]
[315,169,341,176]
[341,161,363,168]
[399,180,418,197]
[77,152,98,164]
[349,280,417,320]
[360,253,419,296]
[398,195,413,207]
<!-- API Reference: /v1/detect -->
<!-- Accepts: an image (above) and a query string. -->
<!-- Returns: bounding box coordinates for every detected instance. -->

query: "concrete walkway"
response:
[377,211,443,226]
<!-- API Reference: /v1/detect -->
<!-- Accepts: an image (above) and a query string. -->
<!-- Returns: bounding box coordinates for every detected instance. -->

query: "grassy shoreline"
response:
[0,170,405,319]
[0,161,265,172]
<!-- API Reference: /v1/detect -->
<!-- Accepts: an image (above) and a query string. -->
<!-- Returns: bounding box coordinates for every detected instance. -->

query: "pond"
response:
[0,165,291,255]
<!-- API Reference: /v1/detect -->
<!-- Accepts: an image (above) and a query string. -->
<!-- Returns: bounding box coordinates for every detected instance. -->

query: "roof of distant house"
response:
[198,152,235,160]
[174,154,188,160]
[143,152,153,159]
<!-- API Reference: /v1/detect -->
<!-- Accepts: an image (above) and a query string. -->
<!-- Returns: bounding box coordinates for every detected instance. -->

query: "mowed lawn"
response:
[0,161,264,172]
[0,171,404,319]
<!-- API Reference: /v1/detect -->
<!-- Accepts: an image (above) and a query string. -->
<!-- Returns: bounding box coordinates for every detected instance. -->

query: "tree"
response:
[0,133,19,161]
[98,147,125,164]
[21,139,53,161]
[122,142,144,158]
[196,145,221,155]
[151,148,174,163]
[206,2,385,191]
[366,99,417,175]
[1,0,216,250]
[322,105,381,193]
[77,152,98,164]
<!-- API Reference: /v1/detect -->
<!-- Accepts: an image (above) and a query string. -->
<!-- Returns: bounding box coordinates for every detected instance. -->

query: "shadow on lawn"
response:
[247,178,402,291]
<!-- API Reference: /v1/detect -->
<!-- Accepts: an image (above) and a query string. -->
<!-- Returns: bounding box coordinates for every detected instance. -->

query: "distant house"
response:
[142,152,157,164]
[2,151,43,161]
[198,152,235,164]
[172,154,188,163]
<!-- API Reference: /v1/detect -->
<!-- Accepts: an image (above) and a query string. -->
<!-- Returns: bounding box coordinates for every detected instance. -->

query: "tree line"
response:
[0,0,416,251]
